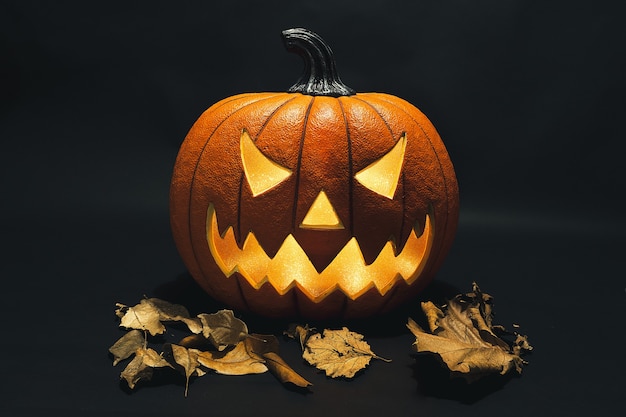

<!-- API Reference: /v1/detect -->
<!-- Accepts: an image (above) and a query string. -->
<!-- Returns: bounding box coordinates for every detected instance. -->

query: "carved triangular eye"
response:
[300,190,345,230]
[240,129,292,197]
[354,133,407,199]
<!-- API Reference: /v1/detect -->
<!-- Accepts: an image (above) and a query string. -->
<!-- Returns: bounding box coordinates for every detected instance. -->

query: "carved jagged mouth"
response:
[206,204,434,303]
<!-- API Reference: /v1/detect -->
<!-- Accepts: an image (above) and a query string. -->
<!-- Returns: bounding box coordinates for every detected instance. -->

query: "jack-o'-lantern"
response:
[169,28,459,319]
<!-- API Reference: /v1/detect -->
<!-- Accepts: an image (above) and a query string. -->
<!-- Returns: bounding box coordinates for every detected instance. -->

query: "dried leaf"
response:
[168,344,206,397]
[196,341,268,375]
[302,327,390,378]
[197,310,248,351]
[116,301,165,336]
[284,324,316,350]
[147,298,203,334]
[245,334,312,388]
[111,298,312,396]
[120,347,173,389]
[116,298,202,336]
[109,329,145,366]
[407,282,532,382]
[177,334,213,350]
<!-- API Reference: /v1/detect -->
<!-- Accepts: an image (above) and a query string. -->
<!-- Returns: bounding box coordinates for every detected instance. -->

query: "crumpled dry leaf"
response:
[111,298,310,395]
[116,298,202,336]
[196,341,268,375]
[245,334,312,388]
[198,310,248,351]
[109,329,145,366]
[120,347,173,389]
[168,344,207,397]
[177,334,213,350]
[116,300,165,336]
[407,282,532,382]
[147,298,203,334]
[302,327,390,379]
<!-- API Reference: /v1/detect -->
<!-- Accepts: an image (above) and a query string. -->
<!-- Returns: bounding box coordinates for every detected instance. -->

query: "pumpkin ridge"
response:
[400,171,407,248]
[186,93,285,195]
[189,93,289,195]
[188,93,299,289]
[255,94,301,138]
[172,93,283,291]
[375,282,399,315]
[236,93,300,243]
[362,94,446,178]
[348,95,396,139]
[363,93,458,271]
[209,92,268,111]
[364,95,453,211]
[343,95,405,258]
[336,98,354,233]
[360,97,448,189]
[291,95,316,231]
[234,267,252,312]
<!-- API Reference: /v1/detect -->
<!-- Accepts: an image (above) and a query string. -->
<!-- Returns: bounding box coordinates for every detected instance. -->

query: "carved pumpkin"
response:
[170,28,459,319]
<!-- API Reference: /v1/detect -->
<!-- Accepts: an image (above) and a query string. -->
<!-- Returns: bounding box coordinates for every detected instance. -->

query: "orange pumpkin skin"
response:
[169,30,459,319]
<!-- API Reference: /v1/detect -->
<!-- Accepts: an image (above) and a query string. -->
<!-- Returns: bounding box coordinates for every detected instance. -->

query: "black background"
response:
[1,1,624,416]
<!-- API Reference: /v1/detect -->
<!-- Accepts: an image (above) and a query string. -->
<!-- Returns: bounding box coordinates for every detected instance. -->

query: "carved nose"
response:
[299,191,344,230]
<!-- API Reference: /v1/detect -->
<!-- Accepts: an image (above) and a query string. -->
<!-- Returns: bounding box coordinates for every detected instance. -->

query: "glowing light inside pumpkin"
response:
[240,129,292,197]
[206,204,434,302]
[300,191,344,230]
[354,133,407,199]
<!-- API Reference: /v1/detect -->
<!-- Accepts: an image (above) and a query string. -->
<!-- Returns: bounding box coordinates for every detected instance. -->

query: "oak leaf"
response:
[120,347,173,389]
[407,282,532,382]
[302,327,390,378]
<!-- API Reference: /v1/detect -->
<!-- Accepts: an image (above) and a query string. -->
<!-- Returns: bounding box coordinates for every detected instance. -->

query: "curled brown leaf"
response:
[111,298,312,395]
[120,347,173,389]
[116,298,202,336]
[109,329,145,366]
[284,324,316,350]
[245,334,312,388]
[198,310,248,351]
[196,341,268,375]
[167,344,206,397]
[407,282,533,382]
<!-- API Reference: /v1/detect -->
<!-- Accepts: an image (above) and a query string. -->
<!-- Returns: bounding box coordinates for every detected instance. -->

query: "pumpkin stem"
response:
[282,28,356,97]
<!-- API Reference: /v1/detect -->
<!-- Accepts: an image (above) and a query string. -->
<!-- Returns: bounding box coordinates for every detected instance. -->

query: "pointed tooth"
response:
[267,235,317,295]
[208,204,435,302]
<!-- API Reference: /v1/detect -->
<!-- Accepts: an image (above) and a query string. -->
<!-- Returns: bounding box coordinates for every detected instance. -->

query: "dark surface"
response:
[1,1,625,416]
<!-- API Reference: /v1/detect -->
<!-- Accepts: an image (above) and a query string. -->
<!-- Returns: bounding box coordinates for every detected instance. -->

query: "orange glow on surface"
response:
[354,133,407,199]
[299,191,344,230]
[206,204,434,302]
[240,129,292,197]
